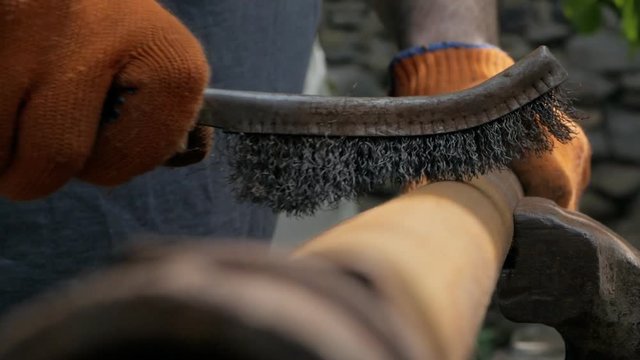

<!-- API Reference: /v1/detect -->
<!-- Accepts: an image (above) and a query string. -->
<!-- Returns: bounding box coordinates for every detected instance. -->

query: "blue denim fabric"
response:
[0,0,320,313]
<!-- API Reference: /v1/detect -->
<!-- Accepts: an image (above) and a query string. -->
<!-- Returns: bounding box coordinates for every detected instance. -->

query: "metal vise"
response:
[498,197,640,360]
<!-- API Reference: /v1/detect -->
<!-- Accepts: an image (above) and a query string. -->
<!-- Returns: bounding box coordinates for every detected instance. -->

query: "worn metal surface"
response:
[0,244,433,360]
[199,46,567,136]
[498,197,640,360]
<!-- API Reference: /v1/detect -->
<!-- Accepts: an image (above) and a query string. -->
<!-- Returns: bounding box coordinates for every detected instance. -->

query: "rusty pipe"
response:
[0,245,424,360]
[295,170,523,360]
[0,172,522,360]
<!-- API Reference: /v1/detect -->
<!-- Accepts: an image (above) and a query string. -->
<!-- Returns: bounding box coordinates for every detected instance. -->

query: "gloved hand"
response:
[0,0,211,200]
[390,42,591,210]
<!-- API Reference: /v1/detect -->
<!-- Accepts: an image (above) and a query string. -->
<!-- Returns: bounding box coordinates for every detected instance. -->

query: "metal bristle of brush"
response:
[198,46,579,216]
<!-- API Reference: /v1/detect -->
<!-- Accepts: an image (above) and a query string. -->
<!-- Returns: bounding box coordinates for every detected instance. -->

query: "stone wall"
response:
[319,0,640,248]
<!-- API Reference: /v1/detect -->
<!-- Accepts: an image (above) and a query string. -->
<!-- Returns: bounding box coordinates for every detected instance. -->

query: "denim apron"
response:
[0,0,320,313]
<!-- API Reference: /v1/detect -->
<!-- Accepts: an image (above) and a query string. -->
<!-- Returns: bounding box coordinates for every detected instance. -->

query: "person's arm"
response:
[371,0,498,48]
[368,0,591,210]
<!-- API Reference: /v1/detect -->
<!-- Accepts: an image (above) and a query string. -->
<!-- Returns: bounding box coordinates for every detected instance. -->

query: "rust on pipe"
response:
[0,173,523,360]
[0,245,424,360]
[198,46,566,136]
[295,170,523,360]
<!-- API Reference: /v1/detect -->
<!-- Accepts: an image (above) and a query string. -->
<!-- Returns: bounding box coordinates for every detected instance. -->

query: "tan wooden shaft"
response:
[295,171,523,360]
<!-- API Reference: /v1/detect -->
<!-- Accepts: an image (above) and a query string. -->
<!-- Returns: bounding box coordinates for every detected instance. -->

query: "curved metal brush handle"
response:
[198,46,568,137]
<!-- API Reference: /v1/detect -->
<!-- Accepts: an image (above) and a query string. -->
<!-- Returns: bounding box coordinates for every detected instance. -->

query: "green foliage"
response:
[475,328,497,360]
[562,0,640,45]
[620,0,640,43]
[563,0,602,32]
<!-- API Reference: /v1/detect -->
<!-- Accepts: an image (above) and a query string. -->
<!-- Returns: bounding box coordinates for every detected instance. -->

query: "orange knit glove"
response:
[0,0,210,200]
[391,43,591,210]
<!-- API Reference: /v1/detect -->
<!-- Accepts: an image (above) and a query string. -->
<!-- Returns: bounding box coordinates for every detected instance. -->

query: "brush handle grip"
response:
[198,46,567,136]
[295,171,523,360]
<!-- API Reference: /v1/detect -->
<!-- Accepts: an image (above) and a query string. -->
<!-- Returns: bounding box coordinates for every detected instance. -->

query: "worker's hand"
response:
[0,0,211,200]
[390,43,591,210]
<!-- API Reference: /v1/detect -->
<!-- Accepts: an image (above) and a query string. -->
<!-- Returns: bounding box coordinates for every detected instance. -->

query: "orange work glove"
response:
[0,0,211,200]
[390,43,591,210]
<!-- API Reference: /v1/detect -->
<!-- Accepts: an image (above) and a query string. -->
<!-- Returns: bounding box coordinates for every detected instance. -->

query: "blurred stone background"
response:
[315,0,640,359]
[319,0,640,247]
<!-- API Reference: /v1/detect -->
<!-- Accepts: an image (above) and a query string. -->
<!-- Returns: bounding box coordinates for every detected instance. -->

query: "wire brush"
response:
[196,46,576,215]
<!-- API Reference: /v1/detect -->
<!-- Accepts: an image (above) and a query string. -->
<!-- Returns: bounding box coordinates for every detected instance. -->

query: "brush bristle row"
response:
[224,89,578,215]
